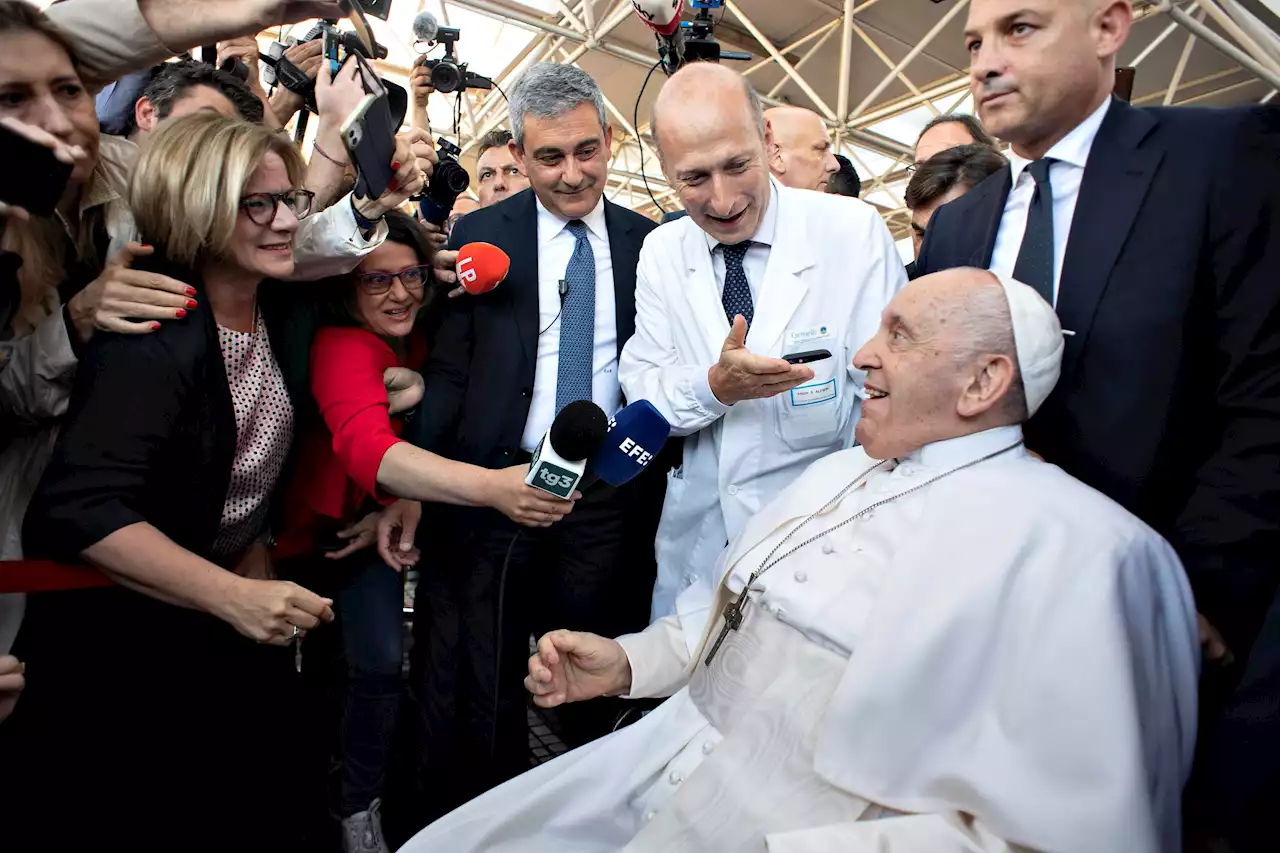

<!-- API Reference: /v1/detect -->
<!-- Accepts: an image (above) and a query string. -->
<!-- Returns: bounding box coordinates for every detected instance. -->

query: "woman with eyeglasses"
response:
[278,210,589,850]
[16,112,425,850]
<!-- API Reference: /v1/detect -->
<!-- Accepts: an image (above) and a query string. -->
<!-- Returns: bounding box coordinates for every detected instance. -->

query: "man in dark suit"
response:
[385,62,662,841]
[917,2,1280,848]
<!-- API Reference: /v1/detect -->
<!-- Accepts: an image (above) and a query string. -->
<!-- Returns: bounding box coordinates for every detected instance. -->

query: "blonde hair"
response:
[128,112,305,266]
[0,0,97,334]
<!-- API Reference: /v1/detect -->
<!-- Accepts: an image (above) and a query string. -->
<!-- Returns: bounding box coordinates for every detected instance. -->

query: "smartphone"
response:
[783,349,832,365]
[1114,67,1136,103]
[0,123,73,217]
[340,90,398,200]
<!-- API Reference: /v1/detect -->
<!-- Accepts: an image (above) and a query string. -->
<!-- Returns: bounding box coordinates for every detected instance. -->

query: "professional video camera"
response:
[632,0,750,76]
[417,137,472,226]
[412,12,494,94]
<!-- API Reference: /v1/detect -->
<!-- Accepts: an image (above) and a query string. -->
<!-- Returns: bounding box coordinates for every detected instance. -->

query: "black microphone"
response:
[524,401,609,499]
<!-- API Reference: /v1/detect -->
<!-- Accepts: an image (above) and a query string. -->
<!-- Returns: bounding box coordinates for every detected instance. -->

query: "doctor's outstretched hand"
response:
[709,315,815,405]
[526,630,632,708]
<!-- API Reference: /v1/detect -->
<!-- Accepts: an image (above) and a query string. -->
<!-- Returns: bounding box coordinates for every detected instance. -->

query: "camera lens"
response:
[430,62,462,93]
[440,159,470,193]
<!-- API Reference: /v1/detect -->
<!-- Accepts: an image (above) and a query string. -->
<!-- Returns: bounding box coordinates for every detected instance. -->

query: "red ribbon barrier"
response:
[0,560,112,594]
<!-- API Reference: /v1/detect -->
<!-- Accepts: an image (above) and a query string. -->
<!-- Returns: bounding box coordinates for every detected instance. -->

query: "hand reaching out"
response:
[485,465,578,528]
[525,630,632,708]
[708,315,814,405]
[376,499,422,570]
[66,242,198,342]
[0,117,88,222]
[0,655,25,723]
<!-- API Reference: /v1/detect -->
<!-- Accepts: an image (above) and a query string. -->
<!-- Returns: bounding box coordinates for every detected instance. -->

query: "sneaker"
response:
[341,798,390,853]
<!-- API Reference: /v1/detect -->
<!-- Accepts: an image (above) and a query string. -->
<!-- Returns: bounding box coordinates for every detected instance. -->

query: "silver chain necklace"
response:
[704,440,1023,667]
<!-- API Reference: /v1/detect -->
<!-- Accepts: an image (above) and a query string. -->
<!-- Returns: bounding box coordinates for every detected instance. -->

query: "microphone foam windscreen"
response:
[456,242,510,295]
[549,401,609,461]
[590,400,672,487]
[412,11,439,43]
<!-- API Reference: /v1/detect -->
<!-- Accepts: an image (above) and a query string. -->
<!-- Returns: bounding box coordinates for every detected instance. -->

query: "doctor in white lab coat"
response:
[620,63,905,621]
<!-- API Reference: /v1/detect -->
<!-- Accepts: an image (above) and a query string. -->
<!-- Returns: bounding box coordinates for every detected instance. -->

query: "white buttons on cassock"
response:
[702,740,717,755]
[820,542,834,555]
[860,509,875,522]
[727,484,739,496]
[793,570,808,583]
[669,771,683,785]
[645,811,656,822]
[683,573,696,587]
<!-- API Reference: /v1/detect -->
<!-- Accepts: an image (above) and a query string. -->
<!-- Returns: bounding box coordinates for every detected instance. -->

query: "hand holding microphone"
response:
[435,241,510,297]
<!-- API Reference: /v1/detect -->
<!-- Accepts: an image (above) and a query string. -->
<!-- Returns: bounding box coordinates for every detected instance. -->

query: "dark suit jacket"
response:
[24,263,317,565]
[411,188,658,469]
[917,99,1280,654]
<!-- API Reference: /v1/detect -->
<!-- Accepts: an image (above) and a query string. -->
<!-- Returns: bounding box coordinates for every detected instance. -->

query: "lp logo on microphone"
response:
[457,256,478,287]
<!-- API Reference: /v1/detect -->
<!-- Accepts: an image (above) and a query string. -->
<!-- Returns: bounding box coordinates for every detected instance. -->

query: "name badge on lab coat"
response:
[790,379,837,407]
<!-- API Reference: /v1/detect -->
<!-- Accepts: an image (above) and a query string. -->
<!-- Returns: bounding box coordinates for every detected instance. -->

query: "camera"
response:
[417,27,493,94]
[417,137,471,226]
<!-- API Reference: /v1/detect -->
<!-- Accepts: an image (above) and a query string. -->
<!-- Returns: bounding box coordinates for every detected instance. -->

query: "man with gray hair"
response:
[400,268,1199,853]
[390,61,665,842]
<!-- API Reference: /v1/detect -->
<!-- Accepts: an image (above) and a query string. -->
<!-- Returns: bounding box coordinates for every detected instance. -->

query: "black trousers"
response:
[383,476,659,844]
[0,587,307,853]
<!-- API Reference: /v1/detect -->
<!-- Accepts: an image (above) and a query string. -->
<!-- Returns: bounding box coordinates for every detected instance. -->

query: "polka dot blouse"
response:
[211,310,295,559]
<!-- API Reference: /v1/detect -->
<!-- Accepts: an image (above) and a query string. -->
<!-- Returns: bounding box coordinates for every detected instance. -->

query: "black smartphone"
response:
[0,123,73,217]
[783,349,832,365]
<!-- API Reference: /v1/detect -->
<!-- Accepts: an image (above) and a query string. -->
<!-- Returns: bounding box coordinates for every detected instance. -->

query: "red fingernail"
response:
[139,243,151,248]
[175,308,187,319]
[151,322,161,331]
[391,161,401,170]
[186,299,198,309]
[185,286,197,297]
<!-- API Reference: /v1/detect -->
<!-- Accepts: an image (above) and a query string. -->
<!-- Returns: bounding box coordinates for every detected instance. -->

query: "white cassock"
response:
[619,180,904,620]
[401,425,1200,853]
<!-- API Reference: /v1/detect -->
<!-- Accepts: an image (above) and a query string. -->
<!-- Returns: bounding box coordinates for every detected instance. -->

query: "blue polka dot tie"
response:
[720,241,754,328]
[556,220,596,415]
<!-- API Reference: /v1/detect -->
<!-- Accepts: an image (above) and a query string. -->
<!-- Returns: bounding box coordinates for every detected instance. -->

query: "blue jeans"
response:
[334,555,404,818]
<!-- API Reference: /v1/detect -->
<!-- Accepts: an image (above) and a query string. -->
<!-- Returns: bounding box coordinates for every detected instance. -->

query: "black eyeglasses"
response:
[240,189,316,225]
[356,264,431,294]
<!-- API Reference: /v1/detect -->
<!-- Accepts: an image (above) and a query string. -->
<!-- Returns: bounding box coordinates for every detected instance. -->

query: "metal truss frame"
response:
[428,0,1279,235]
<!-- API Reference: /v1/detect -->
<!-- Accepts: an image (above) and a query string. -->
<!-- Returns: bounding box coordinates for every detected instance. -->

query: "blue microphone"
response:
[586,400,673,488]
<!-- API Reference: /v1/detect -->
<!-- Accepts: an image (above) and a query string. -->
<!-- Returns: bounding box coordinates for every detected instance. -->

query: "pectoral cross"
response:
[704,593,749,667]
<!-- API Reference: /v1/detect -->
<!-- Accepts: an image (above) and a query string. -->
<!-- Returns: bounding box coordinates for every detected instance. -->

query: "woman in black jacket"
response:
[11,112,425,852]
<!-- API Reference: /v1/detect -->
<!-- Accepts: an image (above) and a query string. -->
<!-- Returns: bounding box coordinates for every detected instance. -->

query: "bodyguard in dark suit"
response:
[385,63,662,840]
[918,2,1280,848]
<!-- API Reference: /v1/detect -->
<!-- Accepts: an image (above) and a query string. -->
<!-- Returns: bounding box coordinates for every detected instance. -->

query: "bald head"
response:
[652,62,764,160]
[763,106,838,192]
[652,63,773,245]
[853,267,1030,458]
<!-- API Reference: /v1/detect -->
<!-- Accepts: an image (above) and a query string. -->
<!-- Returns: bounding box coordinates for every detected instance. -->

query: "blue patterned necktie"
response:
[720,241,754,328]
[555,219,596,415]
[1012,158,1056,305]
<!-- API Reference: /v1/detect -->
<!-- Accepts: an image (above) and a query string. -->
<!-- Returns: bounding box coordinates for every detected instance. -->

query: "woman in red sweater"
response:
[282,211,573,851]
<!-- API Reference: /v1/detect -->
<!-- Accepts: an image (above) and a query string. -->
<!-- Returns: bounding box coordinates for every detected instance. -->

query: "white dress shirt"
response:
[701,179,781,303]
[988,97,1111,304]
[521,195,621,452]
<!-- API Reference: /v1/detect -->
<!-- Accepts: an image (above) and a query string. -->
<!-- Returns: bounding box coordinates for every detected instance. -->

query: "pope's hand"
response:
[0,655,25,723]
[708,315,815,405]
[525,630,632,708]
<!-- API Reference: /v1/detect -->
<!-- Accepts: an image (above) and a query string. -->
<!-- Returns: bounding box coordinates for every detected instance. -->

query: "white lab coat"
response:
[620,184,905,620]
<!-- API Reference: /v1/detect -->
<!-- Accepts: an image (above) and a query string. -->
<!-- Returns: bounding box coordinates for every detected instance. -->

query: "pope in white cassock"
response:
[401,267,1201,853]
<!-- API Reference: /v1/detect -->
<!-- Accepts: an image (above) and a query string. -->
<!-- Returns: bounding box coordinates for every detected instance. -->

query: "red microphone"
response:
[632,0,684,36]
[456,241,510,295]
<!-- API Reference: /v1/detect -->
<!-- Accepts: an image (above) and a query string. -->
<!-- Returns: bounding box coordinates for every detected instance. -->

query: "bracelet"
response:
[350,194,382,233]
[312,141,350,168]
